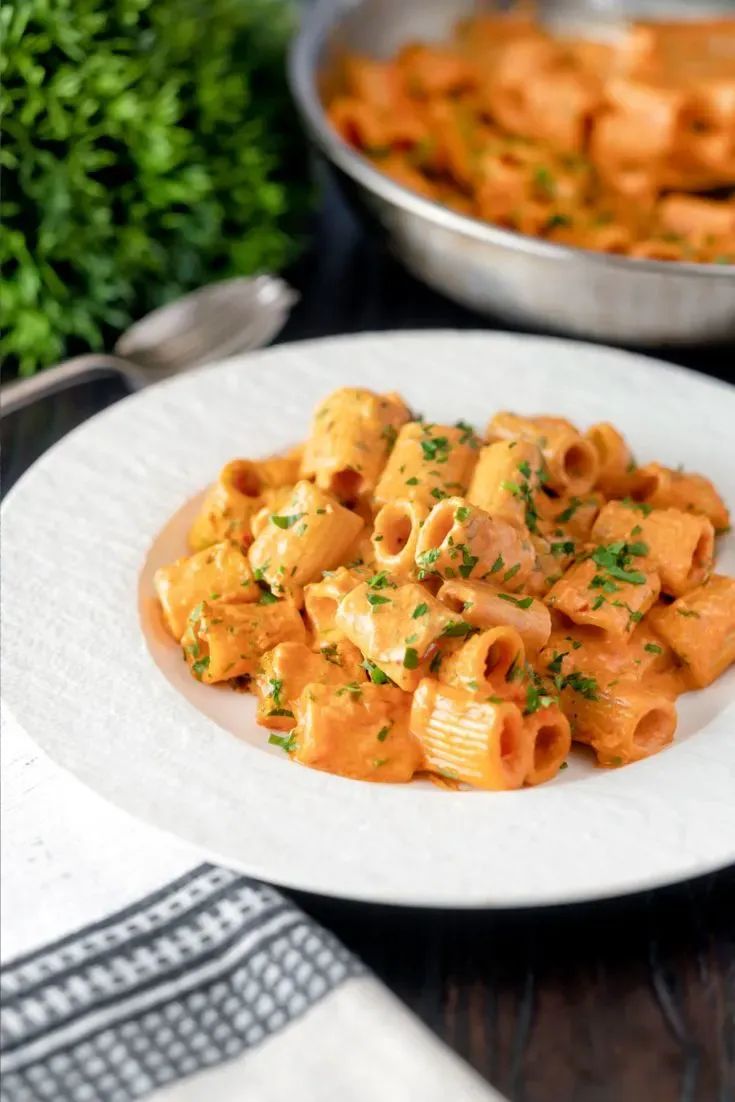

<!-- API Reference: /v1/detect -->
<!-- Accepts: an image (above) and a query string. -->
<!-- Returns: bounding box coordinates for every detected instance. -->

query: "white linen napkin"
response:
[1,714,503,1102]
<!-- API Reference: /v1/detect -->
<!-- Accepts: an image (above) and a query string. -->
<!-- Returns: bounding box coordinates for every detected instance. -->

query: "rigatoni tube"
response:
[630,463,730,532]
[439,626,526,697]
[415,497,535,587]
[562,683,676,767]
[545,557,661,637]
[523,706,571,785]
[487,412,599,496]
[466,439,545,529]
[255,642,365,730]
[291,682,421,782]
[372,499,429,579]
[438,577,551,652]
[188,459,269,551]
[591,501,714,597]
[181,599,305,684]
[249,480,364,599]
[652,575,735,687]
[585,422,636,499]
[300,387,410,499]
[335,580,458,691]
[373,422,480,508]
[155,540,258,641]
[410,679,530,790]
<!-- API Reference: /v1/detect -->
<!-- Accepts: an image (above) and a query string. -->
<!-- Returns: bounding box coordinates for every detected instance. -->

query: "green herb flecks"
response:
[268,732,297,753]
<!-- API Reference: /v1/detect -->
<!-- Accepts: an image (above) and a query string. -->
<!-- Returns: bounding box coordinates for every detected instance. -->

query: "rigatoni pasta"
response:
[326,14,735,265]
[300,387,410,499]
[373,421,480,508]
[153,384,733,790]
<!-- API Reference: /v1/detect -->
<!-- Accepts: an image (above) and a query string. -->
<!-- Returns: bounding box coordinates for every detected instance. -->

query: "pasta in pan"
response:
[154,386,733,791]
[325,12,735,265]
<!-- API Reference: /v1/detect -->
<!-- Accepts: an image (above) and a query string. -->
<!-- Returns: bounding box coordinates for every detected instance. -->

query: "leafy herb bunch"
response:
[1,0,312,376]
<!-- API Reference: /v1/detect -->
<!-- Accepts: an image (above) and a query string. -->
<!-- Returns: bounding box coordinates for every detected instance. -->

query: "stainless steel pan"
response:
[289,0,735,345]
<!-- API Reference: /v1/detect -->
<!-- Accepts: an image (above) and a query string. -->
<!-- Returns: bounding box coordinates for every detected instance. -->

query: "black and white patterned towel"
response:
[2,723,499,1102]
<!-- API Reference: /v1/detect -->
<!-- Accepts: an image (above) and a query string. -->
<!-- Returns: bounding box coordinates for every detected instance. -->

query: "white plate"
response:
[3,331,735,908]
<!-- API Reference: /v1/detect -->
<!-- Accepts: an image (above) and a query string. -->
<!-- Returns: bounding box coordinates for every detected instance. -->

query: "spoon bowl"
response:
[0,275,298,417]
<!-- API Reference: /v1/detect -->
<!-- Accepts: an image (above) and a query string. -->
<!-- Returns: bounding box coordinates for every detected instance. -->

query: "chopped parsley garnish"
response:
[455,505,470,523]
[191,656,210,679]
[591,595,606,611]
[503,562,521,583]
[270,513,304,530]
[555,498,583,524]
[458,545,479,579]
[377,726,390,742]
[505,656,523,683]
[321,643,341,665]
[367,570,394,590]
[676,608,700,618]
[403,647,420,670]
[429,651,443,674]
[456,420,478,447]
[417,547,441,578]
[431,487,448,501]
[534,165,556,198]
[550,540,575,557]
[268,678,284,706]
[621,498,653,516]
[259,590,279,605]
[362,659,390,685]
[488,553,504,575]
[268,732,297,752]
[644,643,663,654]
[610,599,644,630]
[440,620,475,637]
[590,574,620,594]
[381,424,398,453]
[405,476,420,486]
[558,670,598,700]
[545,212,571,231]
[420,435,450,463]
[367,593,391,608]
[188,601,205,625]
[412,602,429,619]
[590,540,648,587]
[524,682,555,715]
[467,679,479,691]
[546,651,568,675]
[336,682,363,698]
[501,466,540,533]
[497,593,533,609]
[517,459,532,479]
[268,708,294,718]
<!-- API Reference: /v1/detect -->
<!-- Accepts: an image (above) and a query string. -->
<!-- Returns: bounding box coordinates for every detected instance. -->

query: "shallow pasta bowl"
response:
[289,0,735,346]
[2,331,734,908]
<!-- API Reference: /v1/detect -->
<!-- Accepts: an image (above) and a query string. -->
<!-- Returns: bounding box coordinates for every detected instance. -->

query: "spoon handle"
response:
[0,355,142,418]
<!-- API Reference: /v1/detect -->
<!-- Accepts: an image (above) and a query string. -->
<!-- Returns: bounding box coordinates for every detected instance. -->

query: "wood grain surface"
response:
[3,182,734,1102]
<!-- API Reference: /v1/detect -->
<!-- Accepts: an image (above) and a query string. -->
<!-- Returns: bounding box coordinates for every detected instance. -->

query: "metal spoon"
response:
[0,275,298,418]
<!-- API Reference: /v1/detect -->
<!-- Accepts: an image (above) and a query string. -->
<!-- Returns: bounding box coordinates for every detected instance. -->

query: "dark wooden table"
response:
[3,186,734,1102]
